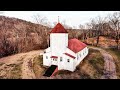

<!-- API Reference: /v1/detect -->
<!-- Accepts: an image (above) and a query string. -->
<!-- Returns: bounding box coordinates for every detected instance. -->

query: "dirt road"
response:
[89,46,117,79]
[21,51,39,79]
[0,50,44,79]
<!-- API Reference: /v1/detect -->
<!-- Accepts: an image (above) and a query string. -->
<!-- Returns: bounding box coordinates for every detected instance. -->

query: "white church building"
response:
[43,23,89,72]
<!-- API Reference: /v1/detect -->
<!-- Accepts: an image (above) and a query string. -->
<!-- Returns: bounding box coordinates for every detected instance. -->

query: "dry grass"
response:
[79,49,104,79]
[32,55,46,78]
[0,62,23,79]
[0,56,24,79]
[105,48,120,78]
[8,62,22,79]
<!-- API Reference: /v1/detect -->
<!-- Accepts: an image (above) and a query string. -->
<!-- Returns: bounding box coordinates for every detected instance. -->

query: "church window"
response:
[60,57,62,61]
[79,54,81,57]
[77,55,79,60]
[67,59,70,62]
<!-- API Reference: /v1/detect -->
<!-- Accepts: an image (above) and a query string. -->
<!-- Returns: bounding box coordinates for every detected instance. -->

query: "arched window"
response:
[60,57,62,62]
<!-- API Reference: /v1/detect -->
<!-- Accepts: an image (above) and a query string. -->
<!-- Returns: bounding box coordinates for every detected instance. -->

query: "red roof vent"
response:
[50,23,68,33]
[68,38,87,53]
[51,56,58,58]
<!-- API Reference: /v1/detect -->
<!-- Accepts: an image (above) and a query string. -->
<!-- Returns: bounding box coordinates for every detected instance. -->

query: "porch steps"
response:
[43,65,58,77]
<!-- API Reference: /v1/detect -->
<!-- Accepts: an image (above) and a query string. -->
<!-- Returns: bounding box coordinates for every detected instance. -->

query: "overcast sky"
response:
[0,11,118,29]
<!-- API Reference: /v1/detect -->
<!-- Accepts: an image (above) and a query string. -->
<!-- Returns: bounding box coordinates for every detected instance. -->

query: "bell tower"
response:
[50,18,68,56]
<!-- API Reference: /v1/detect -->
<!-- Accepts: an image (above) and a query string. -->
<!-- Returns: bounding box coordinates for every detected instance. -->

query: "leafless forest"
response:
[0,12,120,58]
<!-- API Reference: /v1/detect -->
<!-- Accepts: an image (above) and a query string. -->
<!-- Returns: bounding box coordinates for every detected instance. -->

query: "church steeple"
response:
[58,16,59,23]
[50,16,68,33]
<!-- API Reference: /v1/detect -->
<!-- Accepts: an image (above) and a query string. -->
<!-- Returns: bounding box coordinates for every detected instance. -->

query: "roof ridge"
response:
[68,39,87,53]
[50,23,68,33]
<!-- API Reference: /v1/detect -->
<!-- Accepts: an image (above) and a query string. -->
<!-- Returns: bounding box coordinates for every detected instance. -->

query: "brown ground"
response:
[0,41,117,79]
[85,36,118,48]
[89,46,117,79]
[0,50,44,79]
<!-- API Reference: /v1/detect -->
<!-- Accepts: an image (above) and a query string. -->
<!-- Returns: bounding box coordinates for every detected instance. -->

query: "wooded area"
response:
[0,11,120,58]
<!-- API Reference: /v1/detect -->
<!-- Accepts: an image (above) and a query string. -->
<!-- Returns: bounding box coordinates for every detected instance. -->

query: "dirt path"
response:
[89,46,117,79]
[21,51,39,79]
[0,50,44,79]
[20,50,44,79]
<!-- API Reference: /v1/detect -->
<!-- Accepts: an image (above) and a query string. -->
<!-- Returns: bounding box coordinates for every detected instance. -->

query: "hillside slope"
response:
[0,46,116,79]
[0,16,84,58]
[0,48,103,79]
[0,50,44,79]
[0,16,50,58]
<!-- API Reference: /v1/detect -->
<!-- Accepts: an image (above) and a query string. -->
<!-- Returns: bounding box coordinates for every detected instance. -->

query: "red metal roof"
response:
[64,53,76,59]
[68,38,87,53]
[50,23,68,33]
[51,56,58,58]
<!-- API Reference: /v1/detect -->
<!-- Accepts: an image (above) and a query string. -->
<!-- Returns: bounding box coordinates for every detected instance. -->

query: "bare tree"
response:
[62,20,72,29]
[46,21,52,28]
[79,24,85,41]
[32,14,49,48]
[32,14,47,26]
[108,12,120,49]
[0,25,15,57]
[85,23,93,38]
[53,21,58,26]
[90,16,106,46]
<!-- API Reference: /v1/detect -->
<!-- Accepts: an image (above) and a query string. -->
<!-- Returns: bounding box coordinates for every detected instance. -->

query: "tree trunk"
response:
[115,31,119,50]
[96,31,100,46]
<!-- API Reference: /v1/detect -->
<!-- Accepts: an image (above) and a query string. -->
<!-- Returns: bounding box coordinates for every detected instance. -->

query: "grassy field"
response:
[56,48,104,79]
[105,48,120,78]
[79,48,104,79]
